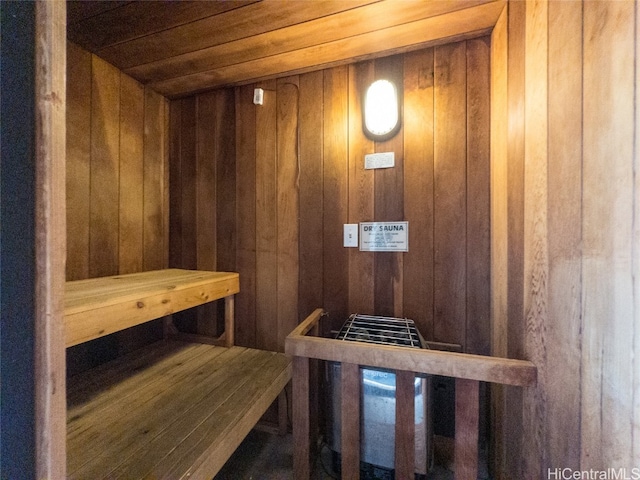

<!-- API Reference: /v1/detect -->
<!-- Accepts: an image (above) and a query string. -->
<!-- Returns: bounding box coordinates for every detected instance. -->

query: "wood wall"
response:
[66,41,169,282]
[491,1,640,477]
[168,38,491,355]
[66,41,169,371]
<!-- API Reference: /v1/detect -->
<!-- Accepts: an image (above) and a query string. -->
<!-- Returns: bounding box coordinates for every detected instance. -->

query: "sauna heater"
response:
[327,314,432,478]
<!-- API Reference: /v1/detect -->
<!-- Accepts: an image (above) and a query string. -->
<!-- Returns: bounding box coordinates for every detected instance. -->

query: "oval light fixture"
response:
[363,79,401,141]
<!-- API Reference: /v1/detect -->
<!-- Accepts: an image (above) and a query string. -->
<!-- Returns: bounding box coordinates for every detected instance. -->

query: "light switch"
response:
[344,224,358,247]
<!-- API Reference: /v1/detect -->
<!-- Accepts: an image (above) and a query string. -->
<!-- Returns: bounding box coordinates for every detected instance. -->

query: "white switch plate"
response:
[365,152,395,170]
[253,88,264,105]
[343,224,358,247]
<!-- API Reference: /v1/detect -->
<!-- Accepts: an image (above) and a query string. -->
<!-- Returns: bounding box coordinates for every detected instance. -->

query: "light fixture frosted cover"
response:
[363,79,400,140]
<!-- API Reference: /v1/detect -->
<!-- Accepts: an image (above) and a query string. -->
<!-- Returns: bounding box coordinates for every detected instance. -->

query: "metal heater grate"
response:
[335,313,423,348]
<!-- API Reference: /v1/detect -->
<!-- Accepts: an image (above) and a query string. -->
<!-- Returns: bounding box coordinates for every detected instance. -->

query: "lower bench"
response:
[67,339,292,480]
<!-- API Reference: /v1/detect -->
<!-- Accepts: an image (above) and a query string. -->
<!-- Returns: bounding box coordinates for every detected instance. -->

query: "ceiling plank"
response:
[150,1,504,97]
[96,0,378,69]
[67,1,132,25]
[68,0,260,52]
[125,0,493,84]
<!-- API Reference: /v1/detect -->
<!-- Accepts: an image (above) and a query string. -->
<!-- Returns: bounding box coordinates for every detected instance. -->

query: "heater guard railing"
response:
[284,308,537,480]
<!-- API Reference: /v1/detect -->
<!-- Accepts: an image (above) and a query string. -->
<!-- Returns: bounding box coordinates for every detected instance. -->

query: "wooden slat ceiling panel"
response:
[67,1,132,25]
[67,0,505,98]
[67,0,261,52]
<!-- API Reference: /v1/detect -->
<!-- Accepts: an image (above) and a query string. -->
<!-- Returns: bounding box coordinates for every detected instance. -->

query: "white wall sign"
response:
[359,221,408,252]
[364,152,395,170]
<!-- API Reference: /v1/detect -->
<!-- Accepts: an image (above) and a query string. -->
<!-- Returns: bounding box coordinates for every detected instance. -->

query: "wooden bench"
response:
[65,269,292,480]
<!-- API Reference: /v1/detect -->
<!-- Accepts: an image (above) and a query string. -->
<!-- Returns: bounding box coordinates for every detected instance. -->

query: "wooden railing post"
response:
[454,378,480,480]
[341,362,360,479]
[293,356,310,480]
[395,370,416,478]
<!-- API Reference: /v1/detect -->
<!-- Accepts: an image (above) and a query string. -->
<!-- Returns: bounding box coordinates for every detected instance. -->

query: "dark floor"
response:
[214,428,484,480]
[214,428,333,480]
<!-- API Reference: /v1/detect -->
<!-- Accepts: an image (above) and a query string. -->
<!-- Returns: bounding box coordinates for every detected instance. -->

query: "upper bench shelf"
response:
[64,269,240,347]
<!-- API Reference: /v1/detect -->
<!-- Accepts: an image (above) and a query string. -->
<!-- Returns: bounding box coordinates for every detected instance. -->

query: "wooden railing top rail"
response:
[285,308,536,387]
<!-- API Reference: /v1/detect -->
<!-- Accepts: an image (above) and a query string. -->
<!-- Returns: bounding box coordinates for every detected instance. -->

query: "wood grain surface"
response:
[67,341,291,480]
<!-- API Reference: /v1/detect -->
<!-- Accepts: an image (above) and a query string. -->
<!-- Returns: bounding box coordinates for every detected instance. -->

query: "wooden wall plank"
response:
[465,37,490,356]
[403,48,435,341]
[635,2,640,465]
[143,87,169,271]
[298,71,324,321]
[522,0,548,476]
[235,84,257,348]
[255,80,279,351]
[215,89,238,336]
[463,43,491,468]
[195,92,218,272]
[118,74,144,275]
[504,2,526,478]
[506,0,526,368]
[215,89,237,273]
[179,97,198,270]
[66,41,92,281]
[489,7,509,478]
[433,41,467,348]
[373,55,405,318]
[347,60,375,315]
[322,66,350,332]
[546,0,582,471]
[89,56,120,278]
[168,100,183,268]
[582,0,635,469]
[276,77,300,350]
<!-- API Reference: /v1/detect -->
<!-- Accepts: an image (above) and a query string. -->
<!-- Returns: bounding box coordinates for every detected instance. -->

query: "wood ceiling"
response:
[67,0,504,98]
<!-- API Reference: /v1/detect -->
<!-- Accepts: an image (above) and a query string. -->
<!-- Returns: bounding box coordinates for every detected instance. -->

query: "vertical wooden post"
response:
[293,356,310,480]
[224,295,234,347]
[341,362,360,480]
[395,370,416,479]
[35,1,67,478]
[454,378,479,480]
